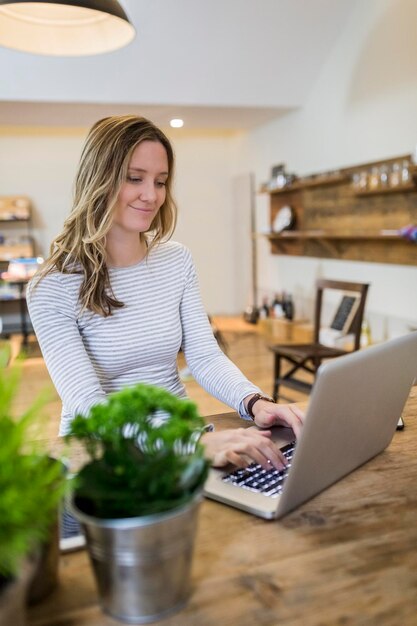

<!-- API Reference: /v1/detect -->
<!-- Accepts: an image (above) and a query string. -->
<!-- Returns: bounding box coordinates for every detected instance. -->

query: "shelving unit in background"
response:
[262,154,417,266]
[0,196,36,343]
[0,195,34,263]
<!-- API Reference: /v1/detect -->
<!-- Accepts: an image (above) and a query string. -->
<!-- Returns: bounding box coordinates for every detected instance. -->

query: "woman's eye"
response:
[156,181,166,188]
[127,176,142,183]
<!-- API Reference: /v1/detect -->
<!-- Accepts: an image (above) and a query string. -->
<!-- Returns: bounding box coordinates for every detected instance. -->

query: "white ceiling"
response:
[0,0,358,130]
[0,101,291,131]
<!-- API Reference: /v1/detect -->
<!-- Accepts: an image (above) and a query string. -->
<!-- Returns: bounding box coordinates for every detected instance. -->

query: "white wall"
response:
[0,128,240,314]
[169,131,242,312]
[233,0,417,339]
[0,132,82,256]
[2,0,417,330]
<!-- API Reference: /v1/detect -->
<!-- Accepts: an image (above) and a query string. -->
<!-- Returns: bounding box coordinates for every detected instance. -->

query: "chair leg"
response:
[273,354,282,402]
[215,330,228,353]
[312,357,322,373]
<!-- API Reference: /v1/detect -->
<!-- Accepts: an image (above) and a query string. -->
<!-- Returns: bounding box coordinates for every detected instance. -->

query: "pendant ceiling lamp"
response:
[0,0,135,56]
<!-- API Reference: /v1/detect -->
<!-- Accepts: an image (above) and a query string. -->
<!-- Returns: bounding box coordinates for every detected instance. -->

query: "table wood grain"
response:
[28,387,417,626]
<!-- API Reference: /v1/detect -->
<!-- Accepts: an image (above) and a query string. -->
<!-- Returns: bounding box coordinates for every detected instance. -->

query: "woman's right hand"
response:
[200,427,288,471]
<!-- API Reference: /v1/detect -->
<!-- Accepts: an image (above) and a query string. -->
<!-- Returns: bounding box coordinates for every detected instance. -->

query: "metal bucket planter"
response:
[71,494,202,624]
[27,515,60,605]
[27,458,66,605]
[0,559,35,626]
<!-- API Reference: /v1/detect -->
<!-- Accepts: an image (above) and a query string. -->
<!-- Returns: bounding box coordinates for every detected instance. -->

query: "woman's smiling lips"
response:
[128,204,154,213]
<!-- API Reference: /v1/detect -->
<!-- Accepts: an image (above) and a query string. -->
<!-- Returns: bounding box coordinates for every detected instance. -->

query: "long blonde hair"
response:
[36,116,177,316]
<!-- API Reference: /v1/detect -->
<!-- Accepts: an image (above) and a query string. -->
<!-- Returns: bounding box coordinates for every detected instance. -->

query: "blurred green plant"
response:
[0,347,66,582]
[66,383,210,518]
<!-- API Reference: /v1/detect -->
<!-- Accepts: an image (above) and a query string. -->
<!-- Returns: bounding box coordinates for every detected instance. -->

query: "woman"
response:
[28,115,304,471]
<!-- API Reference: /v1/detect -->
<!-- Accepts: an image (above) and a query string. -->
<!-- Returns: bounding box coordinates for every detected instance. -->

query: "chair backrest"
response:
[314,279,370,351]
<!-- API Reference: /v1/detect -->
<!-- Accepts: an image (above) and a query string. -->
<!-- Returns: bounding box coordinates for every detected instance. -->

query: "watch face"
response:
[273,205,295,233]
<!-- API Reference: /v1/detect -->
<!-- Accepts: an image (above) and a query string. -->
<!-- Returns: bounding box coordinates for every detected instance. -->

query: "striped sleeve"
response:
[180,247,261,416]
[27,273,107,419]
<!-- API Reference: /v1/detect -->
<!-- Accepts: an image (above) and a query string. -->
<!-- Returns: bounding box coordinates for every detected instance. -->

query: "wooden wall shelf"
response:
[267,230,403,241]
[0,242,34,262]
[0,196,35,266]
[264,174,348,195]
[263,154,417,266]
[0,195,31,221]
[354,183,416,196]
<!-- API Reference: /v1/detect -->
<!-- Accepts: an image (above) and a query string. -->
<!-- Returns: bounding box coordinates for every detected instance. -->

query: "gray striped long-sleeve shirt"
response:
[27,241,261,434]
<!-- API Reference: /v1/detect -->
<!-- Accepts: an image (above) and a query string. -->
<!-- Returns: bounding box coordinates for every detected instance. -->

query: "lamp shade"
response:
[0,0,135,55]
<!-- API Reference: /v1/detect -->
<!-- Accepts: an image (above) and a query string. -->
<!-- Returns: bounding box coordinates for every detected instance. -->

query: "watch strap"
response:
[247,393,275,419]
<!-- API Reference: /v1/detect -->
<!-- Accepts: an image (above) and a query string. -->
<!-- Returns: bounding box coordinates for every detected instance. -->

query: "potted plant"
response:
[66,382,210,624]
[0,349,67,626]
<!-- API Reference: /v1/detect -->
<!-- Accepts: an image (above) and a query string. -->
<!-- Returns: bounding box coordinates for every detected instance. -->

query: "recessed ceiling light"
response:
[170,119,184,128]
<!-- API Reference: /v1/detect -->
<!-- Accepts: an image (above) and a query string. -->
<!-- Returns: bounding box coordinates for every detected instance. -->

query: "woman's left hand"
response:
[251,400,306,439]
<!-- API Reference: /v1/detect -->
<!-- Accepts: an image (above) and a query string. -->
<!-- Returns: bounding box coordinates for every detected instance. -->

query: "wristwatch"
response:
[247,393,275,420]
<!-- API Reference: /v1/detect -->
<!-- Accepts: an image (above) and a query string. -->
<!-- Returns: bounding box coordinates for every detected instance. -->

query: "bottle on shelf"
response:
[401,159,410,184]
[358,170,368,190]
[283,293,294,321]
[369,167,379,190]
[389,162,401,187]
[259,297,270,319]
[271,293,285,318]
[352,173,361,191]
[379,165,389,187]
[360,319,372,348]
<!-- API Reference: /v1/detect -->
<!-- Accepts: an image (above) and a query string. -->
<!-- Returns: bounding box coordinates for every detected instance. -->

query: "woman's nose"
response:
[139,180,157,202]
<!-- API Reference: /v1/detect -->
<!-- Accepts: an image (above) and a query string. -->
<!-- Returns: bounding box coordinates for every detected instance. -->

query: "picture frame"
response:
[329,293,361,334]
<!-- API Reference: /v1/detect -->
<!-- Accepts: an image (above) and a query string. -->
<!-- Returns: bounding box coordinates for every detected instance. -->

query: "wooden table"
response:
[28,387,417,626]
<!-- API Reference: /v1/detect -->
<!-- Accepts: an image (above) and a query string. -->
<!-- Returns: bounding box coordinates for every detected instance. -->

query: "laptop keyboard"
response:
[222,441,296,498]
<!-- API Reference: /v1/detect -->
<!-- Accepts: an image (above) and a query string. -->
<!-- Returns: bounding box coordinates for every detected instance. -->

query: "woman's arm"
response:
[178,247,307,467]
[243,395,307,438]
[201,401,307,469]
[179,249,262,411]
[27,273,107,421]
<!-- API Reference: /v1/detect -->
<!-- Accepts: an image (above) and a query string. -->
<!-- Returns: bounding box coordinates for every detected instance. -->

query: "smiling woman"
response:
[27,114,305,471]
[107,141,169,267]
[33,115,178,317]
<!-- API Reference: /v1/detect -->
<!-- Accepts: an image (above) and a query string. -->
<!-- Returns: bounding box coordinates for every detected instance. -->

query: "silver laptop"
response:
[204,332,417,519]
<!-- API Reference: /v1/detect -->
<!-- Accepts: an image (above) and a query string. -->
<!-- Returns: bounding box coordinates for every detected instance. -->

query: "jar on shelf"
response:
[358,170,368,190]
[360,320,372,348]
[401,159,410,184]
[389,162,401,187]
[379,165,389,187]
[352,173,361,190]
[369,167,380,190]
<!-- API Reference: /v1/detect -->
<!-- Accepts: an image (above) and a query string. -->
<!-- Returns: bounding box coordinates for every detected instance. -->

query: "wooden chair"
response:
[269,279,369,401]
[209,315,228,353]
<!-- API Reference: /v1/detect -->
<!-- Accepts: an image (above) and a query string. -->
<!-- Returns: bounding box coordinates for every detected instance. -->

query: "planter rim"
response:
[69,491,203,529]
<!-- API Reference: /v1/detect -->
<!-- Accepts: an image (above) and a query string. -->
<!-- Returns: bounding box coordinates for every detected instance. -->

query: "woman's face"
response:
[111,140,169,235]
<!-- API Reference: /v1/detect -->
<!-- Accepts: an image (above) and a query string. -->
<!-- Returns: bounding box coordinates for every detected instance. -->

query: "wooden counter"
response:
[28,387,417,626]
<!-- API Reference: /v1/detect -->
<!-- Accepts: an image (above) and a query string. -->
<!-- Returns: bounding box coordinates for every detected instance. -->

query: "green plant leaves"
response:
[0,352,67,579]
[67,383,210,518]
